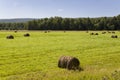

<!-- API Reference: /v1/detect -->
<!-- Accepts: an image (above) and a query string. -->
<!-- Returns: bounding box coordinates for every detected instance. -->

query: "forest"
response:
[0,14,120,30]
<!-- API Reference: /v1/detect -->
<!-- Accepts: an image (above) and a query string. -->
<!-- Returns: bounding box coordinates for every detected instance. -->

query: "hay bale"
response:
[64,30,66,33]
[24,33,30,37]
[102,32,106,34]
[95,33,98,35]
[58,56,80,70]
[90,33,94,35]
[114,35,118,38]
[111,35,118,38]
[14,30,17,33]
[112,32,115,34]
[44,31,47,33]
[108,31,111,33]
[111,35,114,38]
[6,35,14,39]
[90,33,98,35]
[48,30,51,33]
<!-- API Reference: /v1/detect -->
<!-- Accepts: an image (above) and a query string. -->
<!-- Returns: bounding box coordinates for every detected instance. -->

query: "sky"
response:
[0,0,120,19]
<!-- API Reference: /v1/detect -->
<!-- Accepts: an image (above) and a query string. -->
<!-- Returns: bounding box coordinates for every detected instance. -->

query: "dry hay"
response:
[58,56,80,70]
[6,35,14,39]
[24,33,30,37]
[111,35,118,38]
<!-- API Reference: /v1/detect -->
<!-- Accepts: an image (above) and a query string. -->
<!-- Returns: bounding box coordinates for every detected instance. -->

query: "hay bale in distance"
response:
[24,33,30,37]
[112,32,115,34]
[114,35,118,38]
[111,35,114,38]
[108,31,111,33]
[58,56,80,70]
[90,33,98,35]
[6,35,14,39]
[90,33,94,35]
[111,35,118,38]
[95,33,99,35]
[64,30,66,33]
[44,30,47,33]
[14,30,17,33]
[102,32,106,34]
[48,30,51,33]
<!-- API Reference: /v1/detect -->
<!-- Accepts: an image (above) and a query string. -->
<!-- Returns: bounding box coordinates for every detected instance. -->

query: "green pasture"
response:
[0,31,120,80]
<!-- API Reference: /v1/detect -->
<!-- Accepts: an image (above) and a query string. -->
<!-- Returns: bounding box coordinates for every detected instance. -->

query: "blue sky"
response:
[0,0,120,19]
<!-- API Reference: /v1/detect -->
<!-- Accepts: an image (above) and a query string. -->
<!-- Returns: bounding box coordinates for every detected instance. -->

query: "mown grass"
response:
[0,31,120,80]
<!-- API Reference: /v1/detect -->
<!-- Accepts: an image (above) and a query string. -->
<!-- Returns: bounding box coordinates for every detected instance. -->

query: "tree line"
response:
[0,15,120,30]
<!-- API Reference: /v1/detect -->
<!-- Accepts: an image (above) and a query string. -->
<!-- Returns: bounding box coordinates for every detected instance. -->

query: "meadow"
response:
[0,31,120,80]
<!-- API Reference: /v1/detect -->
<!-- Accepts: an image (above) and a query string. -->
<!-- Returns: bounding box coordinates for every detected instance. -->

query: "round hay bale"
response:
[44,31,47,33]
[6,35,14,39]
[102,32,106,34]
[64,30,66,33]
[67,57,80,70]
[48,30,51,33]
[24,33,30,37]
[58,56,80,70]
[108,31,111,33]
[111,35,114,38]
[114,35,118,38]
[111,35,118,38]
[95,33,98,35]
[112,32,115,34]
[90,33,94,35]
[14,30,17,33]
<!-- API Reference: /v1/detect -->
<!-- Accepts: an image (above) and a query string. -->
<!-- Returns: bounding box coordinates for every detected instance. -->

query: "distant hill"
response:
[0,18,36,23]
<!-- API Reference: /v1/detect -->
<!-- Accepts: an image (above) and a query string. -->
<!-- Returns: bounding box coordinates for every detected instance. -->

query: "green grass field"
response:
[0,31,120,80]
